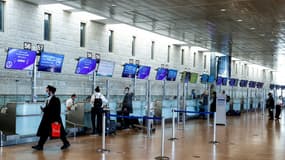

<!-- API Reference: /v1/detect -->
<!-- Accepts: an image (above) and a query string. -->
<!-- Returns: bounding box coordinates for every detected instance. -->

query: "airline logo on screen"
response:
[5,48,37,70]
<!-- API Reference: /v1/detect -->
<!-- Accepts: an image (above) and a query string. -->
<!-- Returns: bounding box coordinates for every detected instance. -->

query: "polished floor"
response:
[1,110,284,160]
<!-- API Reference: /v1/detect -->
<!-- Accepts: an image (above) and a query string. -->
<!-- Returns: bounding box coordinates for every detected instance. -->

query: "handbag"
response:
[51,122,61,138]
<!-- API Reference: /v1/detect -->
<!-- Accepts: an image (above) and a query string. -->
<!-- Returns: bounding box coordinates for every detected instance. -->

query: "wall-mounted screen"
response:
[222,77,228,86]
[229,78,237,86]
[256,82,264,89]
[96,60,115,77]
[155,68,168,80]
[200,74,209,84]
[190,72,198,83]
[269,84,275,90]
[122,63,138,78]
[75,58,96,75]
[248,81,256,88]
[181,71,191,83]
[137,65,151,79]
[216,77,223,85]
[166,69,177,81]
[38,52,64,73]
[4,48,37,70]
[208,75,215,83]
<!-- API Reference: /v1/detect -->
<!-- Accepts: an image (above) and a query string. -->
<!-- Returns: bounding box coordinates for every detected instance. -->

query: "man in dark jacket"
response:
[266,93,275,120]
[32,85,70,150]
[121,87,134,128]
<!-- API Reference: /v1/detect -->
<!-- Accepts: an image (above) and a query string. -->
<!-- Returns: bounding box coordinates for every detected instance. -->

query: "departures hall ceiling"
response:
[25,0,285,70]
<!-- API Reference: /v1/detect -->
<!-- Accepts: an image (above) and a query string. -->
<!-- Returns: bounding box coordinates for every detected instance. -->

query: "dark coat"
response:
[266,96,274,109]
[210,95,217,112]
[36,96,66,137]
[122,93,134,113]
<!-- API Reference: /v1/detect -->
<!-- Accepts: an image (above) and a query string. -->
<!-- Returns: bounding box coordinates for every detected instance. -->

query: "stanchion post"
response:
[210,112,219,144]
[155,117,169,160]
[97,112,110,153]
[168,109,178,141]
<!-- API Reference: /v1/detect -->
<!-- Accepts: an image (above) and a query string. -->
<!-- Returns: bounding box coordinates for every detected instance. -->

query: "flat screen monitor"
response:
[4,48,37,70]
[275,85,281,89]
[208,75,215,83]
[181,71,191,83]
[256,82,264,88]
[166,69,177,81]
[234,79,239,86]
[200,74,209,84]
[190,72,198,83]
[75,58,96,75]
[229,78,236,86]
[239,80,248,87]
[38,52,64,73]
[96,60,115,77]
[216,77,223,85]
[269,84,275,90]
[137,65,151,79]
[222,77,228,86]
[155,68,168,80]
[248,81,256,88]
[122,63,138,78]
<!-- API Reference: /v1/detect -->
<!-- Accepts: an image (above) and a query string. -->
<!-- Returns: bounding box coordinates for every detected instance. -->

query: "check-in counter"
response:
[66,102,92,129]
[0,102,66,136]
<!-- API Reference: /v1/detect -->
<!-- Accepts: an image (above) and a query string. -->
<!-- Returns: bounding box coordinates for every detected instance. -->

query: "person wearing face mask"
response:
[121,87,134,129]
[66,94,77,111]
[32,85,70,151]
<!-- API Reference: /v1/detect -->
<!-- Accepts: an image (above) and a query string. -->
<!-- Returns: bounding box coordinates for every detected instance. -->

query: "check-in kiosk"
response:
[216,94,227,125]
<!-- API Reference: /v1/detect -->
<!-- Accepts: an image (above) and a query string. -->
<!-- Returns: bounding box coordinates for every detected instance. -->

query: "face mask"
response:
[45,92,49,97]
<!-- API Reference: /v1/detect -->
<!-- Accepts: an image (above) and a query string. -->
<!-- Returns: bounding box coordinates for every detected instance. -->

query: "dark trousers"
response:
[268,108,274,119]
[91,107,102,134]
[122,111,130,128]
[275,105,281,118]
[38,134,69,147]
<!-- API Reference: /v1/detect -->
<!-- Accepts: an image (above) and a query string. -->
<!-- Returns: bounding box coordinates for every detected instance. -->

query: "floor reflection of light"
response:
[102,153,106,160]
[212,144,216,160]
[171,141,175,160]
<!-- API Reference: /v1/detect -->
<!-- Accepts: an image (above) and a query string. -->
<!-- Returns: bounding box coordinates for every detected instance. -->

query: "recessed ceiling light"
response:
[270,39,274,42]
[259,33,265,37]
[237,19,243,22]
[220,9,227,12]
[250,27,255,30]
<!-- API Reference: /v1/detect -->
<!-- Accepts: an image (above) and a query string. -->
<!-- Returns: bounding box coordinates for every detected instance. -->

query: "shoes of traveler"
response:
[32,145,43,151]
[61,143,70,150]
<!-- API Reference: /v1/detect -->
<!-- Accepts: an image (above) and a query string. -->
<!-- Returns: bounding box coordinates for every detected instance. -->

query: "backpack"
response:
[94,95,102,109]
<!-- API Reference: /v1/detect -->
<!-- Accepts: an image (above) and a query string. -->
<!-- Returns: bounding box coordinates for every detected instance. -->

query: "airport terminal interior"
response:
[1,0,285,160]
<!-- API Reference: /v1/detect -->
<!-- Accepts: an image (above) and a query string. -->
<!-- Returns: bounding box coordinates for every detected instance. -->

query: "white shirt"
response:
[66,98,74,108]
[90,92,108,107]
[277,99,283,106]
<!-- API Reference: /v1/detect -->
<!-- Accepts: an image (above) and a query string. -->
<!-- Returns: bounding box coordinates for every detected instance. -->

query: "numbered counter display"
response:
[0,102,66,136]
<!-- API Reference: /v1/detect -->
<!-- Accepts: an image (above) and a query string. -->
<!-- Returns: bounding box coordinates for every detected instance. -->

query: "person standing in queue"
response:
[266,93,275,120]
[121,87,134,129]
[32,85,70,151]
[275,96,282,120]
[90,86,108,135]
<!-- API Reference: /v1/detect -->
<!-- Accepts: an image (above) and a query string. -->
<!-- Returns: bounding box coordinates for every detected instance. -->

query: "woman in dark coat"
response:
[32,85,70,150]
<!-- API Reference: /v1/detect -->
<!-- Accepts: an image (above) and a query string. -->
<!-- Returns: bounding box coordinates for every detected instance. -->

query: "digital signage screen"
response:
[248,81,256,88]
[121,63,138,78]
[222,77,228,86]
[229,78,237,86]
[216,77,223,85]
[166,69,177,81]
[190,72,198,83]
[256,82,264,89]
[4,48,37,70]
[155,68,168,80]
[137,65,151,79]
[200,74,209,84]
[208,75,215,83]
[269,84,275,90]
[75,58,96,75]
[181,71,191,83]
[96,60,115,77]
[38,52,64,73]
[239,80,248,87]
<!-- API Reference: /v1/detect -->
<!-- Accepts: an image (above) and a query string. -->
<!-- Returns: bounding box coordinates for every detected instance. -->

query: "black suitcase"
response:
[106,119,116,135]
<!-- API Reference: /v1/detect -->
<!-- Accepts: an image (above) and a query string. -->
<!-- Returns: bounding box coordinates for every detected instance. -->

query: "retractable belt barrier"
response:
[169,109,218,144]
[96,113,169,160]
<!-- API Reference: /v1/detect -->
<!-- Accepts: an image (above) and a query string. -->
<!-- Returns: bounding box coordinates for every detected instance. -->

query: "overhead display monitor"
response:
[217,56,231,78]
[256,82,264,89]
[222,77,228,86]
[229,78,237,86]
[208,75,215,83]
[75,57,96,75]
[96,60,115,77]
[38,52,64,73]
[122,63,138,78]
[4,48,37,70]
[248,81,256,88]
[269,84,275,90]
[137,65,151,79]
[155,68,168,80]
[216,77,223,85]
[200,74,209,84]
[166,69,177,81]
[181,71,191,83]
[239,80,248,87]
[190,72,198,83]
